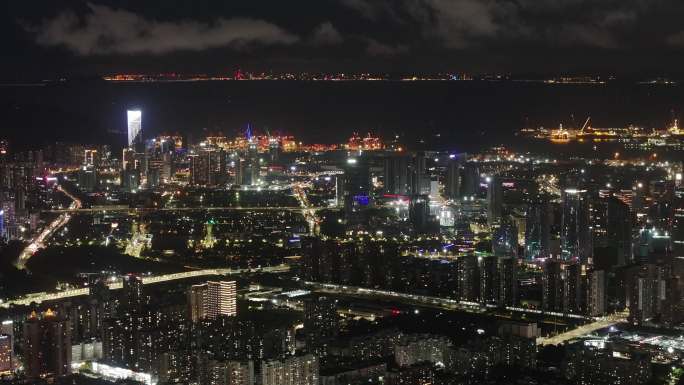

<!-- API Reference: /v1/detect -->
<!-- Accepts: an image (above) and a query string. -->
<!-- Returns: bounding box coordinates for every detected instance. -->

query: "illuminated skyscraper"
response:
[460,162,480,197]
[673,188,684,257]
[587,269,606,316]
[561,189,592,263]
[487,176,503,226]
[597,196,632,266]
[84,149,98,166]
[563,262,583,314]
[525,199,551,260]
[269,137,281,164]
[492,220,518,258]
[127,110,142,147]
[342,157,371,222]
[383,154,409,195]
[0,335,10,374]
[408,152,429,195]
[445,155,461,200]
[479,256,499,305]
[456,255,479,302]
[542,260,563,313]
[498,257,518,307]
[77,165,97,192]
[0,210,4,241]
[409,194,431,232]
[0,320,12,374]
[190,150,215,186]
[188,281,237,322]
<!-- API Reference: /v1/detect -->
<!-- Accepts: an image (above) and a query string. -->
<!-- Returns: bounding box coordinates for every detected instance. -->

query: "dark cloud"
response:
[311,22,344,45]
[27,3,299,55]
[6,0,684,76]
[666,31,684,47]
[365,39,409,56]
[339,0,660,49]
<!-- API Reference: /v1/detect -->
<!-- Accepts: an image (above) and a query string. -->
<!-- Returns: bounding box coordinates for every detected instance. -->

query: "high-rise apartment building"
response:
[23,310,72,379]
[261,354,319,385]
[189,281,237,322]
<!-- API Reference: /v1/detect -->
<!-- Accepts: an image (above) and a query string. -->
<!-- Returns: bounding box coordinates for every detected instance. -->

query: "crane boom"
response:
[580,116,591,133]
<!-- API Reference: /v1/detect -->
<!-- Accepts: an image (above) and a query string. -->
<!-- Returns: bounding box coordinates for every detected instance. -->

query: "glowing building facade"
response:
[127,110,142,147]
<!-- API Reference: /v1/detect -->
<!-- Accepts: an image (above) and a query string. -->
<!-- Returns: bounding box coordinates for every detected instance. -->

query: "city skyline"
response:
[1,2,684,385]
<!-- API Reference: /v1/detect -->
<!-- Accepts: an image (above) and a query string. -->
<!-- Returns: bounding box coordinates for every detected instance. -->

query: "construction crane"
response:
[579,116,591,134]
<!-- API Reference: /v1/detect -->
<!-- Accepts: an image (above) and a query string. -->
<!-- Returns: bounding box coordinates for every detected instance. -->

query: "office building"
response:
[487,176,503,226]
[525,199,551,260]
[492,220,518,258]
[561,188,592,263]
[127,110,142,147]
[408,152,430,195]
[409,194,431,232]
[445,155,461,200]
[460,162,480,197]
[672,188,684,257]
[383,154,410,195]
[342,157,371,222]
[190,149,215,185]
[77,165,97,192]
[606,197,633,266]
[122,147,137,172]
[269,138,281,164]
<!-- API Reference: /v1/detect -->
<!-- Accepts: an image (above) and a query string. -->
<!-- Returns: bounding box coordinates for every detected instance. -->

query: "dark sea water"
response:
[2,80,684,153]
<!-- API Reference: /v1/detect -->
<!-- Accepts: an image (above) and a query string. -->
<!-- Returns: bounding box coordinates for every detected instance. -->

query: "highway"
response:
[17,185,82,269]
[538,311,628,346]
[304,281,590,319]
[43,206,330,214]
[292,183,320,235]
[0,264,290,308]
[304,281,627,345]
[3,266,625,346]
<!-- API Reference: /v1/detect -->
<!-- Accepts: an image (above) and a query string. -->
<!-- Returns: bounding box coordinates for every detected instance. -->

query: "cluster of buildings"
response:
[1,108,684,384]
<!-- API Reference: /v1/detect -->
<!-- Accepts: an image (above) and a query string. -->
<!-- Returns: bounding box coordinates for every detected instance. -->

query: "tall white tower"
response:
[127,110,142,147]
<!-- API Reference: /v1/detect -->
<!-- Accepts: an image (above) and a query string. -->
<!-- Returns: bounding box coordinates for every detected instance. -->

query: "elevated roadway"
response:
[1,264,290,308]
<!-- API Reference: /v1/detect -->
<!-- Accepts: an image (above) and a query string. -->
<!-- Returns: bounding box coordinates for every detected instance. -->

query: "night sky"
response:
[4,0,684,79]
